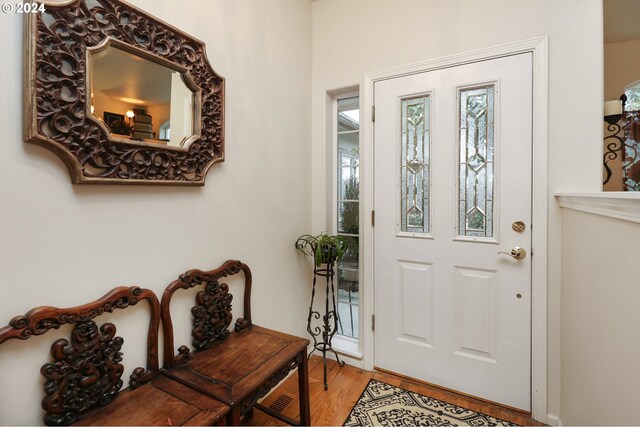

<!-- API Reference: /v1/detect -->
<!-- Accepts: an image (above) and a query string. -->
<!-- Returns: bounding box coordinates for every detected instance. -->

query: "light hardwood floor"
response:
[246,355,544,426]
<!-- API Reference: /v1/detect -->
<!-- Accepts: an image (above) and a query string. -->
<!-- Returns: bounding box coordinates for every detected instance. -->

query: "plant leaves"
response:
[295,232,351,266]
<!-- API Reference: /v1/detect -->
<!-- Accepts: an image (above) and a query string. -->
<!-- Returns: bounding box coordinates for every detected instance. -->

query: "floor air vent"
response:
[269,394,293,413]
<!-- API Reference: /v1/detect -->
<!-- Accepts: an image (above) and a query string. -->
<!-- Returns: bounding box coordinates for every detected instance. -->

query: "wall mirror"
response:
[602,0,640,191]
[89,43,198,149]
[25,0,225,185]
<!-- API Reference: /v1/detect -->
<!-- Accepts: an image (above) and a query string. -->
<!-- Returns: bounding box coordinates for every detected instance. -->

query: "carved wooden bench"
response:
[160,260,311,426]
[0,287,229,426]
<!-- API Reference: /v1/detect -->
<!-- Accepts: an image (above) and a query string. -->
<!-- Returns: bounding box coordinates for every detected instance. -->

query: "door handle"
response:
[497,247,526,260]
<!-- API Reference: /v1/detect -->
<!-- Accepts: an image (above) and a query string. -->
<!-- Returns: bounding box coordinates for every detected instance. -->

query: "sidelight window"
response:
[336,96,360,340]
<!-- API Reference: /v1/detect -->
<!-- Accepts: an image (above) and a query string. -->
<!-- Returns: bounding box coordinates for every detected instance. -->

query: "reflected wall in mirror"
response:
[89,45,197,148]
[24,0,224,185]
[603,0,640,191]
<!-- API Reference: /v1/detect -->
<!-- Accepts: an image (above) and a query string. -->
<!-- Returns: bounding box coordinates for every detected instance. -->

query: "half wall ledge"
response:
[556,192,640,224]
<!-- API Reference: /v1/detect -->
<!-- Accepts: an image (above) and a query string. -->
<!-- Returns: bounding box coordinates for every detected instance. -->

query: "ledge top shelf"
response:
[555,192,640,224]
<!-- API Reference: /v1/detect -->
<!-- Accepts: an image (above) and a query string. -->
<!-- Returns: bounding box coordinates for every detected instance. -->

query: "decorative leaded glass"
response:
[458,85,495,237]
[401,95,430,233]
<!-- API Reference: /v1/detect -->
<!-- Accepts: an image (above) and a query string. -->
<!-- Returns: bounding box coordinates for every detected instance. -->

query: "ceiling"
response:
[604,0,640,44]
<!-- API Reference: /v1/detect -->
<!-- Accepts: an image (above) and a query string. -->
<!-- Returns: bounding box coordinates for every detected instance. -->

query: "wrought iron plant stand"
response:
[306,246,345,391]
[604,94,640,190]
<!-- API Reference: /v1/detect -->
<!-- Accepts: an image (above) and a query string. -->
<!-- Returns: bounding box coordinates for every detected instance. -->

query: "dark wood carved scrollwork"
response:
[2,287,144,342]
[161,260,253,368]
[41,321,124,426]
[190,280,250,351]
[0,286,162,425]
[172,344,193,366]
[192,280,233,349]
[176,261,245,289]
[25,0,224,185]
[239,352,303,416]
[235,317,251,331]
[129,366,156,389]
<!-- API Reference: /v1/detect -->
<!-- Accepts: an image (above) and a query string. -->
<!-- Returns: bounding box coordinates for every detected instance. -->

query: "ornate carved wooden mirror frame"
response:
[25,0,225,185]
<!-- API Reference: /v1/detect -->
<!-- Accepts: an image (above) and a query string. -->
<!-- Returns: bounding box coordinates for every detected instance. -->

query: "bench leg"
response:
[227,406,242,426]
[245,407,255,420]
[298,348,311,426]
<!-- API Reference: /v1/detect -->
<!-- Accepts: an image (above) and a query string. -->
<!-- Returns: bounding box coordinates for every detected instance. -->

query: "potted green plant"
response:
[295,232,349,390]
[295,233,349,266]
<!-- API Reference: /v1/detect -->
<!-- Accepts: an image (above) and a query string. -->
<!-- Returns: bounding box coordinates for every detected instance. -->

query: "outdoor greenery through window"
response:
[336,96,360,340]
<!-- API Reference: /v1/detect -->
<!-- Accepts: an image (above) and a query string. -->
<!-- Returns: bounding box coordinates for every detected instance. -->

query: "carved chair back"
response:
[160,260,252,368]
[0,286,160,425]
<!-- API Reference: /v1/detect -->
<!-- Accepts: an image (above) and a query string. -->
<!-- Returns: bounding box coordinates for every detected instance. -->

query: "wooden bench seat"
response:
[163,325,307,407]
[74,375,228,426]
[0,287,229,426]
[160,260,311,426]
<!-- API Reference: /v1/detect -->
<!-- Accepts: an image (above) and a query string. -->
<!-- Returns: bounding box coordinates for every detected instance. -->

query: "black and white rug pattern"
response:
[344,379,517,426]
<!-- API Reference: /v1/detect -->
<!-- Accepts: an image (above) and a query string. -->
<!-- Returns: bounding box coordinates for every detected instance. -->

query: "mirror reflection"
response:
[89,45,196,148]
[602,0,640,191]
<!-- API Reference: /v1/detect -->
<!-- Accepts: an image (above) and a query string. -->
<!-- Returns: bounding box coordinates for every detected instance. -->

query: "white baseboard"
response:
[324,350,365,369]
[547,413,562,426]
[307,343,365,369]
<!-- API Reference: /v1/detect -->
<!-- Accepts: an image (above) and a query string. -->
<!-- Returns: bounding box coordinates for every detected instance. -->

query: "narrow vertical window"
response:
[401,95,431,234]
[458,85,495,238]
[336,96,359,340]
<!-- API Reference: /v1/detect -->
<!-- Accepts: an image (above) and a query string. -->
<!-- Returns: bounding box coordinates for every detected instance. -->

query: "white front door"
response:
[373,53,533,411]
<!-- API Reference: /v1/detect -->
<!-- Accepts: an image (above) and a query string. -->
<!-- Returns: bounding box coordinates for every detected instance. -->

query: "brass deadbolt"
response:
[512,221,526,233]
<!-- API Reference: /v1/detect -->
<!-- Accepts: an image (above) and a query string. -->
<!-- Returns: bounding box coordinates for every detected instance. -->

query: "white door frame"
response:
[359,36,548,422]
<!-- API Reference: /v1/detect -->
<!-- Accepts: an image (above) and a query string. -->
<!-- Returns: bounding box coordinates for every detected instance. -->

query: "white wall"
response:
[0,0,311,424]
[311,0,604,423]
[560,210,640,425]
[2,1,627,425]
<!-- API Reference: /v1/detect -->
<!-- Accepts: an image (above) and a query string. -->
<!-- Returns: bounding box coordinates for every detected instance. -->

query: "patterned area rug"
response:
[344,379,517,426]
